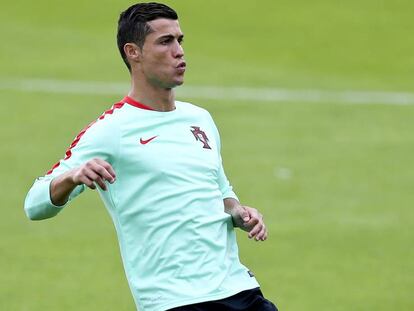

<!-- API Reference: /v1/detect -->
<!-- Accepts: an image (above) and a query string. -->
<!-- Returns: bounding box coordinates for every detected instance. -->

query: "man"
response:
[24,3,277,310]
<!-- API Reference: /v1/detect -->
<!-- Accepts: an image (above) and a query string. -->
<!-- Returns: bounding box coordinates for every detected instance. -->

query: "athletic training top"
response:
[24,96,259,311]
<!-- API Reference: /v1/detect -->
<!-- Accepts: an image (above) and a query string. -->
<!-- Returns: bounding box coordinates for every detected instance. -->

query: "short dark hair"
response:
[117,2,178,71]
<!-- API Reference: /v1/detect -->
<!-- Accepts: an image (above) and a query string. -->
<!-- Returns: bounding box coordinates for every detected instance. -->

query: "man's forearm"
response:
[224,197,247,228]
[50,170,78,206]
[224,197,241,215]
[24,173,77,221]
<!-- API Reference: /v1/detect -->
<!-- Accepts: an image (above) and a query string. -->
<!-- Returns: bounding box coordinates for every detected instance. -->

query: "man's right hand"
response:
[71,158,116,191]
[50,158,116,206]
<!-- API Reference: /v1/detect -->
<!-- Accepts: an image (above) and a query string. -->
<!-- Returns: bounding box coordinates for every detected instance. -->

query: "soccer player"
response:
[24,2,278,310]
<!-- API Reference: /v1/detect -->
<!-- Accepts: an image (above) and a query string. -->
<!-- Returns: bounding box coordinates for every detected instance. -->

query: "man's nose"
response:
[173,41,184,58]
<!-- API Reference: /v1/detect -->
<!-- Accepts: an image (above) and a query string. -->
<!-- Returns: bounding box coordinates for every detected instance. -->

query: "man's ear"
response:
[124,43,142,66]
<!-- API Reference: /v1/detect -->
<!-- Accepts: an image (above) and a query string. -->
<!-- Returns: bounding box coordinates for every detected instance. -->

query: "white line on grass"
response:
[1,78,414,105]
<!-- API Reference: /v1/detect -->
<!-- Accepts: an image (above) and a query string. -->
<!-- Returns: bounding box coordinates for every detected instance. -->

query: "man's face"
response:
[140,18,185,89]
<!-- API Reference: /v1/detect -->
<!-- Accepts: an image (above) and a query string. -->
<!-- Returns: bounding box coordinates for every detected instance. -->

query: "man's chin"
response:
[169,79,184,89]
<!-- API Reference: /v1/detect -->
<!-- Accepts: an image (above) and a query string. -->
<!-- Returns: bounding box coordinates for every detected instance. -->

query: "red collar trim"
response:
[123,96,155,111]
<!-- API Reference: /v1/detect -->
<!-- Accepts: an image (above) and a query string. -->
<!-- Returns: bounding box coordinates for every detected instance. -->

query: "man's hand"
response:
[50,158,116,206]
[71,158,116,191]
[224,198,268,241]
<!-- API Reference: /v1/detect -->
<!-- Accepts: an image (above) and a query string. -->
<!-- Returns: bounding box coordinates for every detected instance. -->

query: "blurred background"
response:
[1,0,413,310]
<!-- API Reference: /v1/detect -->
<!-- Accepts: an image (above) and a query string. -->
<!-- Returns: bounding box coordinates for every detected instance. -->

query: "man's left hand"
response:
[225,199,268,241]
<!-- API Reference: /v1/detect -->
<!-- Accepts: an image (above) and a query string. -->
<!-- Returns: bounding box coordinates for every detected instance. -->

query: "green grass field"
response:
[1,1,413,310]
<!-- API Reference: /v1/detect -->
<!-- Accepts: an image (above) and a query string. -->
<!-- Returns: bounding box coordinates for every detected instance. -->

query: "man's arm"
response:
[50,158,116,206]
[24,159,116,220]
[205,111,268,241]
[224,198,268,241]
[24,109,120,220]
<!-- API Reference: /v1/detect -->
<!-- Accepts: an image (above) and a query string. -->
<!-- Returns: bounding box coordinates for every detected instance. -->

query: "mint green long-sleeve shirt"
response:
[24,96,259,310]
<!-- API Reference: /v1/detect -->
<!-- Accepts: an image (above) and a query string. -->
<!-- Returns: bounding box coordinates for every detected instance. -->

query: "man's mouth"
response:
[177,61,186,69]
[176,61,186,74]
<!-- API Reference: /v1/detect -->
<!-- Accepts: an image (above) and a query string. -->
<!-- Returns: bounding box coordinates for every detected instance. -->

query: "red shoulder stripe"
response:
[46,102,125,175]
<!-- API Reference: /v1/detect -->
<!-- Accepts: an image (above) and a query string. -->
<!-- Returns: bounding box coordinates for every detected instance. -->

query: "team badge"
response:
[190,126,211,149]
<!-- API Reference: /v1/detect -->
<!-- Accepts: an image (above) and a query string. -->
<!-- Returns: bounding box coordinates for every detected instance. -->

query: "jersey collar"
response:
[123,96,155,111]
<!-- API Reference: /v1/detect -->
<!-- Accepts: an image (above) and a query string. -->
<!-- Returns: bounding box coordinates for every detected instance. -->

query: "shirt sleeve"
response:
[24,114,120,220]
[205,111,239,201]
[217,154,239,200]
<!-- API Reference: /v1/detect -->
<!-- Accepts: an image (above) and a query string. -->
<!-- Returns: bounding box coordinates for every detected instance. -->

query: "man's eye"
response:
[160,38,173,45]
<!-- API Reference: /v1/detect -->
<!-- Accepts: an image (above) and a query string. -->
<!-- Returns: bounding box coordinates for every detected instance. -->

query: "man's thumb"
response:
[241,207,250,222]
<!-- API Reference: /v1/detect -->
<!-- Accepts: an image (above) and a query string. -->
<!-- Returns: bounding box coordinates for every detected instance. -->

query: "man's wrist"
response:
[223,198,240,213]
[50,170,79,206]
[224,198,244,227]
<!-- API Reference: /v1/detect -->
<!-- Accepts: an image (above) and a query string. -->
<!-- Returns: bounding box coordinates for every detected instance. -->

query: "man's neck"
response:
[128,75,176,112]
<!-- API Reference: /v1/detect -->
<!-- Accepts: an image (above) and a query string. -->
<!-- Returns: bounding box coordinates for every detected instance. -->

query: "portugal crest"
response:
[190,126,211,149]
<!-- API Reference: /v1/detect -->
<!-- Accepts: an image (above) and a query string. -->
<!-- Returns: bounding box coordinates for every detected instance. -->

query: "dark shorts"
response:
[167,288,278,311]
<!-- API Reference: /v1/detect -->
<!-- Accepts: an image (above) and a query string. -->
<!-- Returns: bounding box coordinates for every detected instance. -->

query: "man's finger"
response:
[240,207,250,223]
[255,225,267,241]
[248,222,263,239]
[263,228,268,241]
[245,216,259,229]
[79,176,96,189]
[94,177,107,191]
[84,171,106,190]
[95,159,116,180]
[94,165,116,184]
